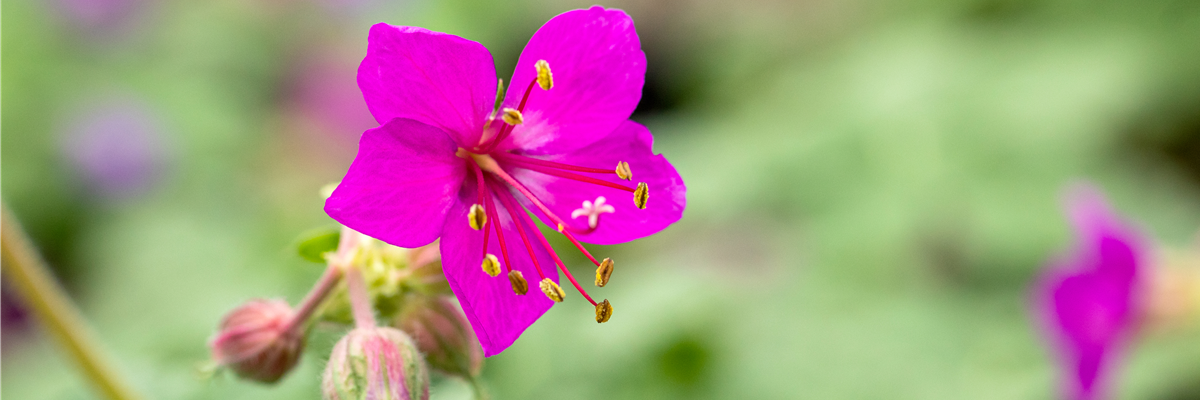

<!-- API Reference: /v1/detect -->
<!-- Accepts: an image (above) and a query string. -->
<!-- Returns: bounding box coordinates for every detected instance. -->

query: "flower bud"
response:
[209,299,304,383]
[323,327,430,400]
[395,296,483,379]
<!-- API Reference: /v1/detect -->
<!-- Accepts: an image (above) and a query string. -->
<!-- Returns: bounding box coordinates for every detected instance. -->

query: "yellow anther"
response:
[539,278,565,302]
[633,182,649,209]
[556,223,566,233]
[615,161,632,181]
[595,258,613,287]
[481,254,501,277]
[468,204,487,230]
[501,108,523,125]
[508,270,528,295]
[535,60,553,90]
[595,299,613,323]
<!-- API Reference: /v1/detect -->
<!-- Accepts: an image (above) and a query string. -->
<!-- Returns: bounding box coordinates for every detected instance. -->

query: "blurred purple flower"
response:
[48,0,146,39]
[60,97,171,202]
[325,7,687,356]
[290,53,378,140]
[1037,185,1144,400]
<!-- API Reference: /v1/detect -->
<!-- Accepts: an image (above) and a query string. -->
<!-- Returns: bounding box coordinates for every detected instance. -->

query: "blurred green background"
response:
[6,0,1200,398]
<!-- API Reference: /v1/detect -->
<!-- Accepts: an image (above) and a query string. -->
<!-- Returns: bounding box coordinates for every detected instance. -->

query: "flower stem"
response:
[282,264,343,333]
[0,202,143,400]
[343,265,375,329]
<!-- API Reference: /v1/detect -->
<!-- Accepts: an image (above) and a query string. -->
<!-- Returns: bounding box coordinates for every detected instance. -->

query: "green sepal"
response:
[294,227,341,263]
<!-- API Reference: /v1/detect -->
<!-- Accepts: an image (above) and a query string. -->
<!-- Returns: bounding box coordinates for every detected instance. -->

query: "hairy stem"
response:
[0,202,143,400]
[343,265,375,330]
[282,264,343,333]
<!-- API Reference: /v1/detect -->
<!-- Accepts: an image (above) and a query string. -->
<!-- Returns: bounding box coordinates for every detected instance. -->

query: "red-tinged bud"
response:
[323,327,430,400]
[209,299,304,383]
[396,296,483,379]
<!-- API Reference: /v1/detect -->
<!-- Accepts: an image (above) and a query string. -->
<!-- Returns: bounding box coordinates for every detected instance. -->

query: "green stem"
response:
[0,202,143,400]
[468,376,490,400]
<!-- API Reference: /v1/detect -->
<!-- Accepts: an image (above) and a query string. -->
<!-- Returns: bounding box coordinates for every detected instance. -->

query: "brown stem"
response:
[0,202,144,400]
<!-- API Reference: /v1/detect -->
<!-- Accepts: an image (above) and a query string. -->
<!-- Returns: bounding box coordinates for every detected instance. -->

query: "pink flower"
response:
[325,6,686,356]
[1037,186,1144,400]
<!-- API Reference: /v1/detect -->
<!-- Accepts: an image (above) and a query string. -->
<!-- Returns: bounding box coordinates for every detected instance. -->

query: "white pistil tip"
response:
[535,60,553,90]
[571,196,615,229]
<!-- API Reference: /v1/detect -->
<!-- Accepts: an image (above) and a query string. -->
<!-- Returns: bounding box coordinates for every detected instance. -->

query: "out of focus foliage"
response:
[5,0,1200,398]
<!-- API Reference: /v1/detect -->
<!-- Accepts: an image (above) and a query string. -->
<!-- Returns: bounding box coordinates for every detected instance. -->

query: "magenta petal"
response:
[358,23,497,147]
[440,177,560,357]
[512,121,685,245]
[1036,184,1144,400]
[499,6,645,155]
[325,118,467,248]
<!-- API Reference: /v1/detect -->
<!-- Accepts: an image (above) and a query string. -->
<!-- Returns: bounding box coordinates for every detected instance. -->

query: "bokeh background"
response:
[6,0,1200,398]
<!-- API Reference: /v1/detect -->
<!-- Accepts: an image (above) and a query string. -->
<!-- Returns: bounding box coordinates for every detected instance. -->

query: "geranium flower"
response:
[1037,186,1144,400]
[326,6,686,356]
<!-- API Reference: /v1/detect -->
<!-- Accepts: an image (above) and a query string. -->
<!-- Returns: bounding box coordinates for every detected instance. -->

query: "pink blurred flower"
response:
[1037,185,1145,400]
[325,6,687,356]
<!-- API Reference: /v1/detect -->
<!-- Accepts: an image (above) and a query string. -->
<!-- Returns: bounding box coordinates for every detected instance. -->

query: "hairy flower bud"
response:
[395,296,483,379]
[323,327,430,400]
[209,299,304,383]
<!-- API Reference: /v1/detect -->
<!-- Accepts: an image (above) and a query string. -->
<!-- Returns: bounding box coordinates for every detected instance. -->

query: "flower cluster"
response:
[206,6,686,398]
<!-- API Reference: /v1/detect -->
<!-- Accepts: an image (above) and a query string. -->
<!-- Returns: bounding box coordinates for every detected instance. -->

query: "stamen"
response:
[470,164,494,265]
[535,60,553,90]
[475,153,607,270]
[492,152,613,174]
[467,204,486,230]
[539,278,565,302]
[499,156,636,193]
[501,108,523,125]
[479,174,514,274]
[615,161,632,181]
[508,270,528,295]
[595,299,613,323]
[492,182,601,307]
[633,182,649,209]
[481,254,501,277]
[492,181,548,280]
[595,258,613,287]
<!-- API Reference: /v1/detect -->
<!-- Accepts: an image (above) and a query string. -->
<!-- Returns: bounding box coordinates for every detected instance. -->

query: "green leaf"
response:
[294,227,341,263]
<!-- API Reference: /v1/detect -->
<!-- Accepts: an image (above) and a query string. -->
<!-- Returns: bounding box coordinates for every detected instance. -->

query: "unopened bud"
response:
[539,278,565,302]
[595,299,613,323]
[395,296,483,379]
[633,182,649,209]
[535,60,553,90]
[509,270,528,295]
[501,108,524,125]
[467,204,486,230]
[209,299,304,383]
[323,327,430,400]
[595,258,614,287]
[615,161,632,181]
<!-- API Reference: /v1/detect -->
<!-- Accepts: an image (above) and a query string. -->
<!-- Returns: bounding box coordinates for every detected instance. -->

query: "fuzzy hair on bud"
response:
[395,296,484,379]
[323,327,430,400]
[209,299,305,383]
